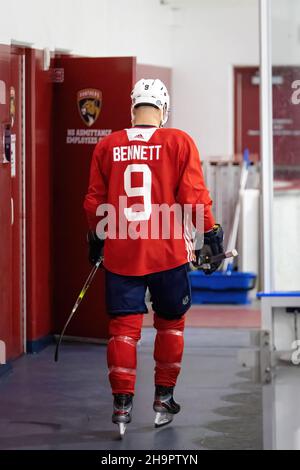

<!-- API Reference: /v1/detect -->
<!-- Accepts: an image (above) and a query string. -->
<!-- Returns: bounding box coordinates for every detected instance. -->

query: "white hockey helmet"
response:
[131,78,170,126]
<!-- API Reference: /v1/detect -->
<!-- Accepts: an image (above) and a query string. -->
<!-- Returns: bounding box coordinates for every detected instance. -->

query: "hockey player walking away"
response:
[84,79,224,438]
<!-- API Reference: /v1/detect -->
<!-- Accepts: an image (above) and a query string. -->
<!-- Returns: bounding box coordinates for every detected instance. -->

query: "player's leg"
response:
[147,263,191,427]
[107,313,144,395]
[105,270,147,436]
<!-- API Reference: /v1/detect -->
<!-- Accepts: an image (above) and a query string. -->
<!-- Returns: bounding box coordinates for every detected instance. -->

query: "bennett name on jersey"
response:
[113,144,162,162]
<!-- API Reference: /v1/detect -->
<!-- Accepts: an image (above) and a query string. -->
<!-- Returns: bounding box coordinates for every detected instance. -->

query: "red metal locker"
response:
[25,49,54,350]
[53,56,136,340]
[0,45,24,361]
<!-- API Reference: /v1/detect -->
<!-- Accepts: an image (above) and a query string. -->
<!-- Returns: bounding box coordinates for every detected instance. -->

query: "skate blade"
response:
[154,411,174,428]
[118,422,126,438]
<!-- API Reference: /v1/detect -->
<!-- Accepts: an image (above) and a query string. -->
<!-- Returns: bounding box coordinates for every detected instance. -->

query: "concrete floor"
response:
[144,303,261,329]
[0,328,262,450]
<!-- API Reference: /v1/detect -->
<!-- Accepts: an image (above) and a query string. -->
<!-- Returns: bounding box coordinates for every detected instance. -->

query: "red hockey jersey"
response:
[84,126,215,276]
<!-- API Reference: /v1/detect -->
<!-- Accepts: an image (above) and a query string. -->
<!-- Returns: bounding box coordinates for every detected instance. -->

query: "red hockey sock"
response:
[153,313,185,387]
[107,313,143,395]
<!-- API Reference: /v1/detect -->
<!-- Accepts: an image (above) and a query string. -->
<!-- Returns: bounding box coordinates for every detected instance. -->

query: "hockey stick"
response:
[190,249,238,271]
[223,149,250,272]
[54,257,103,362]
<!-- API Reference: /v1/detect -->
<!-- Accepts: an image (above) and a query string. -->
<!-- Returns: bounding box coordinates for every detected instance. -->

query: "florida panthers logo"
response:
[77,88,102,127]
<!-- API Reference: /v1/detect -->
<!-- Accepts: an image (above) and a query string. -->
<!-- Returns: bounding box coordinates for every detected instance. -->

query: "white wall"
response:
[0,0,260,157]
[273,190,300,291]
[171,0,259,158]
[272,0,300,65]
[2,0,299,159]
[0,0,172,66]
[271,0,300,291]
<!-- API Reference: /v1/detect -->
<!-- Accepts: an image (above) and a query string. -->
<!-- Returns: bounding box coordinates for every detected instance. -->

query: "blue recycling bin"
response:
[189,271,256,305]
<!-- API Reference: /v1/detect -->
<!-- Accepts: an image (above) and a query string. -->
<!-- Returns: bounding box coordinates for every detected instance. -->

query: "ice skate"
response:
[112,394,133,438]
[153,385,180,428]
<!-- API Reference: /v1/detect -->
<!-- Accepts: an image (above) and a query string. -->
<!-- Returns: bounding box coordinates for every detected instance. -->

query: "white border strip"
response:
[259,0,274,293]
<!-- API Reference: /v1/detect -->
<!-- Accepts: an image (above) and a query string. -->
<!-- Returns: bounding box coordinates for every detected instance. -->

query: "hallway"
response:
[0,328,262,450]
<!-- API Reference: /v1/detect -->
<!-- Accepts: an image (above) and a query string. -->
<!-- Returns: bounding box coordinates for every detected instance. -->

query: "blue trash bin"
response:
[189,271,256,305]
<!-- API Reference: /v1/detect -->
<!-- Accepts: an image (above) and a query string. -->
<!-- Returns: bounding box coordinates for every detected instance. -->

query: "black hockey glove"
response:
[87,230,104,265]
[193,224,224,275]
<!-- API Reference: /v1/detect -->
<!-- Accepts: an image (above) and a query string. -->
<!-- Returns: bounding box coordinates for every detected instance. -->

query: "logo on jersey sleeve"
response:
[77,88,102,127]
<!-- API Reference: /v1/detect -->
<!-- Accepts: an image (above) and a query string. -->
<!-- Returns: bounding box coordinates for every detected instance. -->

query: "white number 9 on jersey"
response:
[124,164,152,221]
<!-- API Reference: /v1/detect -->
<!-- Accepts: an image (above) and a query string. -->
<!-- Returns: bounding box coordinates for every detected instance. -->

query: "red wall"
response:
[0,45,24,359]
[234,66,300,175]
[26,49,53,342]
[0,45,14,358]
[1,49,173,350]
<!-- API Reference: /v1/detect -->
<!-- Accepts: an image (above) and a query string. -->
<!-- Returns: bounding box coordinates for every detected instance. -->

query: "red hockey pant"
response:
[107,313,185,395]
